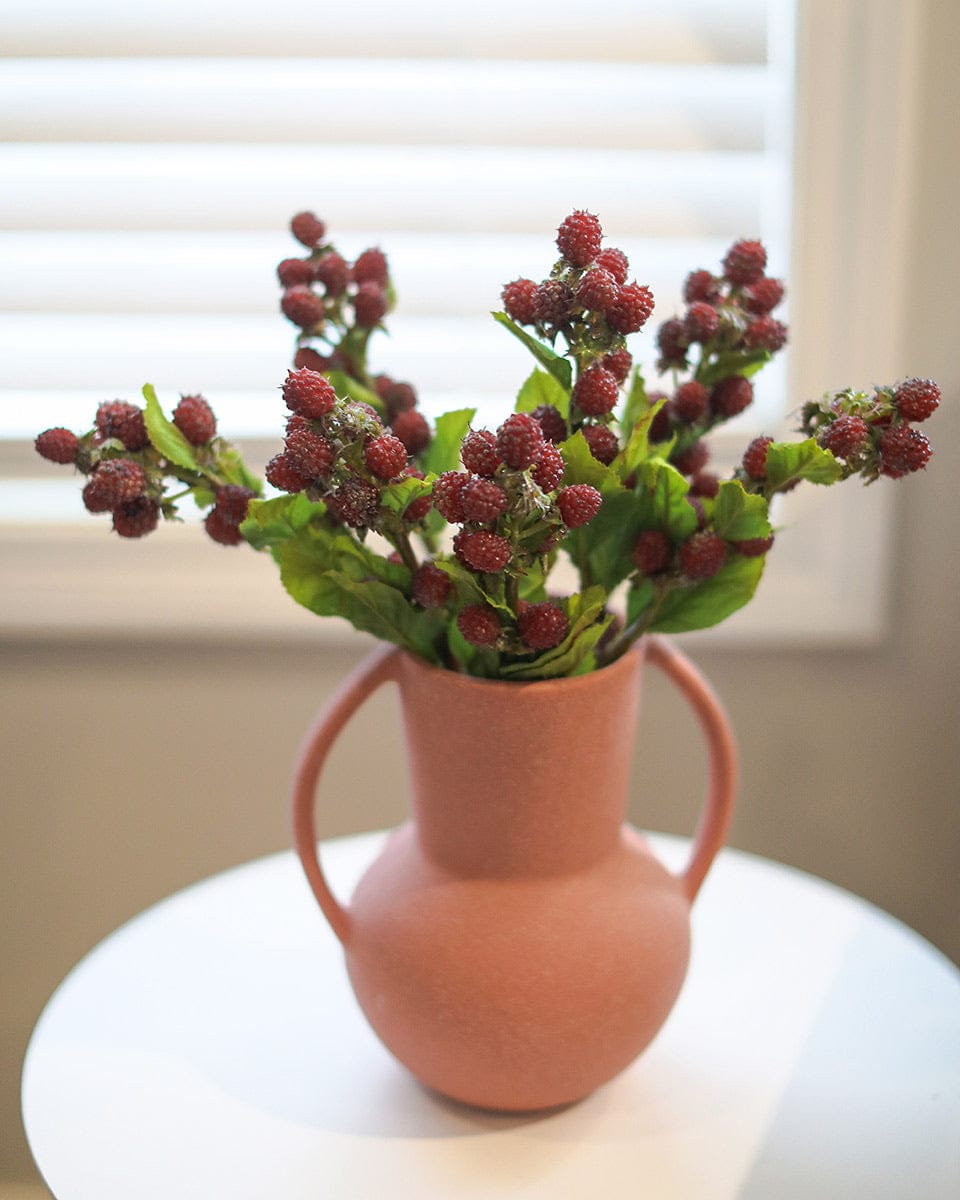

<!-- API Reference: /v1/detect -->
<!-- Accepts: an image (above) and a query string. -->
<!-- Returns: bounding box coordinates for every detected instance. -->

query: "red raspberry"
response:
[606,282,655,334]
[572,365,620,416]
[557,483,602,528]
[277,257,315,287]
[431,471,470,522]
[594,247,629,285]
[265,452,310,493]
[214,485,255,522]
[413,561,452,608]
[172,394,216,445]
[113,496,160,538]
[744,277,785,315]
[353,248,389,287]
[530,404,567,444]
[383,381,417,416]
[279,367,336,420]
[497,412,544,469]
[679,531,727,579]
[531,441,565,491]
[460,477,509,523]
[673,381,709,425]
[575,267,619,314]
[556,210,603,267]
[290,211,326,248]
[722,239,767,286]
[648,396,673,442]
[95,400,149,451]
[204,507,244,545]
[534,279,573,327]
[672,440,709,476]
[734,534,775,557]
[460,429,501,477]
[501,278,539,325]
[518,602,569,650]
[683,301,720,344]
[656,318,689,369]
[878,425,932,477]
[631,529,672,575]
[457,604,501,647]
[744,315,788,352]
[742,435,773,480]
[687,494,707,530]
[711,375,754,418]
[391,409,431,454]
[683,269,722,305]
[313,252,350,297]
[353,281,388,328]
[294,346,330,373]
[364,434,408,480]
[819,416,869,459]
[458,530,512,572]
[328,478,380,527]
[894,378,940,422]
[689,470,719,498]
[281,284,324,329]
[82,458,146,513]
[284,426,335,481]
[601,348,633,385]
[582,423,619,465]
[35,427,79,464]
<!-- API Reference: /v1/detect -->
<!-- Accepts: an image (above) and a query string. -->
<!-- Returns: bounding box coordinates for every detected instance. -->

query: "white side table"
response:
[22,832,960,1199]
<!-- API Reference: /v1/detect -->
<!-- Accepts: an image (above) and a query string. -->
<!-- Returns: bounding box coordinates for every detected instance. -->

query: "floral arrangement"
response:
[35,210,939,679]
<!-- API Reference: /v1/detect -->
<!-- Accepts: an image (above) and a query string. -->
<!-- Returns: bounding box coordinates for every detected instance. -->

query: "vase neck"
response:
[396,650,645,878]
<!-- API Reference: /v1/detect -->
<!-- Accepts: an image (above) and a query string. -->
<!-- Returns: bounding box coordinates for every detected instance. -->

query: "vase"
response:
[292,635,735,1112]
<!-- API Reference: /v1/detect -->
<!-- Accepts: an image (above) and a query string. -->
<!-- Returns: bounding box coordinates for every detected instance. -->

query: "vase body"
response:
[293,638,735,1112]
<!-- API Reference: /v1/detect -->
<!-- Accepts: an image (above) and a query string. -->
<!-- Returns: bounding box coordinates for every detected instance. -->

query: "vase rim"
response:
[397,638,648,695]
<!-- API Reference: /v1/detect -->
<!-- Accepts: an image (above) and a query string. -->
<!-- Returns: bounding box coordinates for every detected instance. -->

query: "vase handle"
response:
[644,635,737,904]
[291,643,403,946]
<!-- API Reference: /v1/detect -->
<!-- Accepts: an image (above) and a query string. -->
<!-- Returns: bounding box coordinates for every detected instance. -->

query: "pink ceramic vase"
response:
[292,635,735,1112]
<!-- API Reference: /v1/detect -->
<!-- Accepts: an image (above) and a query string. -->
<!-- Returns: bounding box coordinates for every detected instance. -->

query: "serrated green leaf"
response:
[634,459,699,541]
[626,578,656,626]
[765,438,844,491]
[492,311,573,390]
[216,443,263,493]
[580,491,645,592]
[515,367,570,419]
[501,586,610,679]
[380,474,432,517]
[240,493,325,549]
[142,383,199,471]
[648,554,765,633]
[560,431,623,492]
[613,398,667,477]
[619,366,648,440]
[712,480,772,541]
[696,349,772,389]
[420,408,476,476]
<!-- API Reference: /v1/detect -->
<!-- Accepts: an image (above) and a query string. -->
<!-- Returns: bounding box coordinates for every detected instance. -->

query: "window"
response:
[0,1,917,643]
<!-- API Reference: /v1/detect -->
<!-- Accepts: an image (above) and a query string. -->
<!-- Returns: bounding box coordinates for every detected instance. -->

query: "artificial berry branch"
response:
[35,210,939,680]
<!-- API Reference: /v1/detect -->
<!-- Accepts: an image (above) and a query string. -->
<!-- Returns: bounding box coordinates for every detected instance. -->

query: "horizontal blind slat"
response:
[1,0,768,64]
[1,60,768,152]
[0,145,775,236]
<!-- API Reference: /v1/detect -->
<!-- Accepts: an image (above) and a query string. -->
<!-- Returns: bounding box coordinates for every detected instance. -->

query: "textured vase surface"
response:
[293,637,735,1112]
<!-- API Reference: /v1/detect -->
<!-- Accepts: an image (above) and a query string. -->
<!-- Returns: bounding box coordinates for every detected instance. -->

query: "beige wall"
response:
[3,4,959,1187]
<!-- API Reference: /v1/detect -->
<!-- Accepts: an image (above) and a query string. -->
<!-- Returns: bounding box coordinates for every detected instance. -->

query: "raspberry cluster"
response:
[35,394,256,541]
[277,213,433,460]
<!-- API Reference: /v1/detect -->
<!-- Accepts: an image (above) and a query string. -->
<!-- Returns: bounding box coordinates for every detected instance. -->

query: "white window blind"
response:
[0,0,921,643]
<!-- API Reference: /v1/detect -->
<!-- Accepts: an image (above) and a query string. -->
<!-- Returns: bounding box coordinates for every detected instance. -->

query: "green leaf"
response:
[560,431,623,492]
[626,578,656,626]
[216,442,263,493]
[142,383,199,471]
[712,480,772,541]
[420,408,476,476]
[613,397,667,477]
[696,349,772,389]
[619,366,648,440]
[580,491,646,592]
[634,459,699,541]
[501,586,610,679]
[515,368,570,418]
[325,370,385,415]
[649,555,766,634]
[765,438,844,491]
[492,311,573,390]
[380,474,433,517]
[240,493,323,549]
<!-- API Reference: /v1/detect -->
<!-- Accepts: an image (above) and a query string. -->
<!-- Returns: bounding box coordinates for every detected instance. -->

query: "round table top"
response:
[22,831,960,1199]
